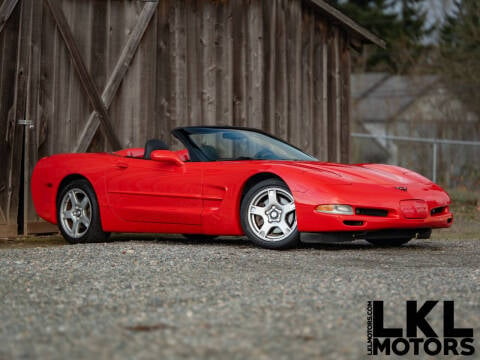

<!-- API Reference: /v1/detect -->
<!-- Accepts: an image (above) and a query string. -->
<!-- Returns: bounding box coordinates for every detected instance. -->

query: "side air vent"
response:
[355,208,388,217]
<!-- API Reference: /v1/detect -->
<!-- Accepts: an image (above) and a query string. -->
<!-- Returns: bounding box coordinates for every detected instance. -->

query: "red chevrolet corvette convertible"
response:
[31,126,453,249]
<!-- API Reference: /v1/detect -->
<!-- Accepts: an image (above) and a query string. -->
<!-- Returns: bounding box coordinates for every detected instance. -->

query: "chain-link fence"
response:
[351,133,480,189]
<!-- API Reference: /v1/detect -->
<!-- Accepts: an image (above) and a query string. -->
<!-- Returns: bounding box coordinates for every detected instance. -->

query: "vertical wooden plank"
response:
[130,3,158,147]
[49,9,60,154]
[285,0,301,147]
[0,0,20,235]
[170,0,187,130]
[334,27,341,162]
[321,21,329,160]
[110,0,127,147]
[232,0,247,127]
[215,1,233,126]
[142,4,158,145]
[118,1,140,148]
[155,0,171,142]
[185,0,200,126]
[199,0,216,125]
[7,0,34,234]
[23,0,44,234]
[327,25,341,162]
[301,8,315,155]
[90,0,108,115]
[246,0,264,129]
[275,0,288,140]
[93,0,113,152]
[340,30,351,163]
[68,0,92,150]
[263,0,276,134]
[56,0,73,153]
[38,0,55,157]
[312,17,325,160]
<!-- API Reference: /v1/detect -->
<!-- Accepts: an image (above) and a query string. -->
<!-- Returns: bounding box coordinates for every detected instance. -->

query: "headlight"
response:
[315,204,353,215]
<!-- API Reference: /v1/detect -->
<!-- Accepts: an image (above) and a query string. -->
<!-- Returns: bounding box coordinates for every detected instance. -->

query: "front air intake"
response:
[355,208,388,217]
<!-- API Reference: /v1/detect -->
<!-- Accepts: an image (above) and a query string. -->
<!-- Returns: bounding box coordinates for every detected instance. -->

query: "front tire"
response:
[57,179,109,244]
[241,179,299,249]
[367,238,411,247]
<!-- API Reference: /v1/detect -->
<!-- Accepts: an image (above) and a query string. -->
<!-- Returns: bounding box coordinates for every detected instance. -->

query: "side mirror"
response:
[150,150,184,167]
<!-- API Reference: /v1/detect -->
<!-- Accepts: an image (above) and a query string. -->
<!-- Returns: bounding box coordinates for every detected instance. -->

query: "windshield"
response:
[179,127,317,162]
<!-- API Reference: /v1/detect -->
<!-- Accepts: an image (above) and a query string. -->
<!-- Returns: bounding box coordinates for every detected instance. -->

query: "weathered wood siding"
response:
[0,0,21,236]
[0,0,353,235]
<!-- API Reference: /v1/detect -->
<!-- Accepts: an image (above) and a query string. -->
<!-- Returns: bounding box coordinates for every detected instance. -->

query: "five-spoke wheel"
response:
[241,179,299,249]
[57,179,109,243]
[59,188,92,238]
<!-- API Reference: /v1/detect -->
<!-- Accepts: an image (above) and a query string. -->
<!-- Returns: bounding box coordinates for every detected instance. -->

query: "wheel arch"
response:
[56,174,93,204]
[240,172,289,202]
[238,172,300,249]
[55,174,104,227]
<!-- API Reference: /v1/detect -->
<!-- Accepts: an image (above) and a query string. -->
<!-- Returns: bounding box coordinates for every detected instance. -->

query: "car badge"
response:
[395,186,408,192]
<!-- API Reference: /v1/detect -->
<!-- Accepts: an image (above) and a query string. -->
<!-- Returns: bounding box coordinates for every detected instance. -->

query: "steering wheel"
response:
[254,149,277,160]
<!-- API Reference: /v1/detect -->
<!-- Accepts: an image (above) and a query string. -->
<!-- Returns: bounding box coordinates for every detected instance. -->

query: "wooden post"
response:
[4,0,35,236]
[0,0,21,236]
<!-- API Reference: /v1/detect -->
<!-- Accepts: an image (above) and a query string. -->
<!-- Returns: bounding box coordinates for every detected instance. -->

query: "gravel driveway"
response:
[0,237,478,360]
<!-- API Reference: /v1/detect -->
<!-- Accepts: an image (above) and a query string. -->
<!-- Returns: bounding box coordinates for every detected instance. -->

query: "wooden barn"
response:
[0,0,383,236]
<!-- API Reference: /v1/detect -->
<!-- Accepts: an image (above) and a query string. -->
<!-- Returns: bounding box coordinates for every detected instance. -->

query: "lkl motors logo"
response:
[367,301,475,356]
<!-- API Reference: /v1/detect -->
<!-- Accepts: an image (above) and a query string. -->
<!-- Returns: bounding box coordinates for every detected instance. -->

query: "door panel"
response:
[106,158,203,225]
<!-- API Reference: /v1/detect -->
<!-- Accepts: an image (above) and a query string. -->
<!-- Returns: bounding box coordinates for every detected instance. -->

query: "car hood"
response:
[279,161,431,185]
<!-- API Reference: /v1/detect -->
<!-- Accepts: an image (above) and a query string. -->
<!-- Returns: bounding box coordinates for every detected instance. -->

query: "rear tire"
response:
[57,179,110,244]
[367,238,411,247]
[241,179,299,249]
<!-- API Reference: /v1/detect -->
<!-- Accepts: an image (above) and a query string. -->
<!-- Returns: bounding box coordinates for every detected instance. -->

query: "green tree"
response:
[329,0,433,73]
[439,0,480,115]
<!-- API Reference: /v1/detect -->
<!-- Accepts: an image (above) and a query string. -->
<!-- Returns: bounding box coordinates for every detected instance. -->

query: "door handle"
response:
[115,162,129,169]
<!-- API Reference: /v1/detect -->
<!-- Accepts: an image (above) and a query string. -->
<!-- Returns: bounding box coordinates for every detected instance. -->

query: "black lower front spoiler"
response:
[300,228,432,244]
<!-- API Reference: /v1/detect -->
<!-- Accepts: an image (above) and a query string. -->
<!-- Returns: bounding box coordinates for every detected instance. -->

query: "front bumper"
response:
[299,210,453,232]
